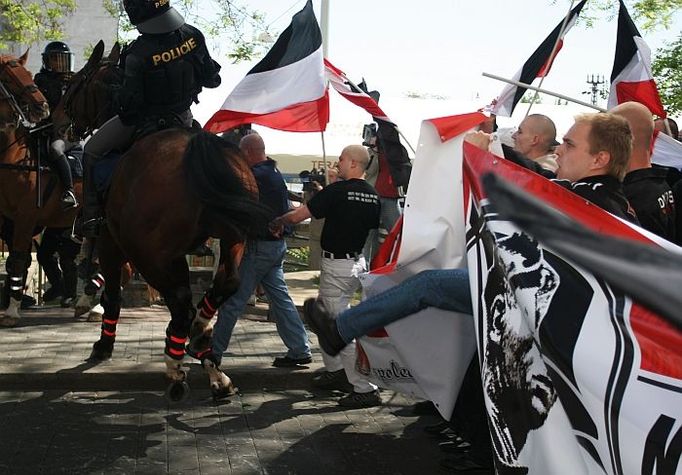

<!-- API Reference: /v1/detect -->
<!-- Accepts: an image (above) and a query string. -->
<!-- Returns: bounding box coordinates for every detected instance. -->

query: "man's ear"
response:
[592,150,611,170]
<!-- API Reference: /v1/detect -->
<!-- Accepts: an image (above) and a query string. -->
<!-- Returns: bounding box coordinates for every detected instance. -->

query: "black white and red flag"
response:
[463,142,682,473]
[492,0,587,117]
[204,0,329,133]
[324,59,391,122]
[608,0,666,118]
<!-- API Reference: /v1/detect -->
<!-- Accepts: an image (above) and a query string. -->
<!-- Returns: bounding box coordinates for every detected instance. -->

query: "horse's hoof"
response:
[88,340,113,361]
[87,312,103,322]
[74,306,89,318]
[165,381,190,403]
[0,316,19,328]
[211,382,238,401]
[87,304,104,322]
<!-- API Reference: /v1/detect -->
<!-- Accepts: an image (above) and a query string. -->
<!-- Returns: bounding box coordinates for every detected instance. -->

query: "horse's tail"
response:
[183,130,271,239]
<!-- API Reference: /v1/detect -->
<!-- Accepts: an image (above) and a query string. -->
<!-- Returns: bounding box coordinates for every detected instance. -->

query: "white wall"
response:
[9,0,118,73]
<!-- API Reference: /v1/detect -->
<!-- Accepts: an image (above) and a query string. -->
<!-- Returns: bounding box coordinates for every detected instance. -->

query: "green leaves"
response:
[0,0,76,48]
[652,33,682,115]
[104,0,270,63]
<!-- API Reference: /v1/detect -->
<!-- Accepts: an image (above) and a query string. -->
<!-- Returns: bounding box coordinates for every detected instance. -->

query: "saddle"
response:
[93,115,201,194]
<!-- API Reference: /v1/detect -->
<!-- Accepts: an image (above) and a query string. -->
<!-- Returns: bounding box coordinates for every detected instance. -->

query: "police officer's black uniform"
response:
[34,41,79,210]
[81,0,221,236]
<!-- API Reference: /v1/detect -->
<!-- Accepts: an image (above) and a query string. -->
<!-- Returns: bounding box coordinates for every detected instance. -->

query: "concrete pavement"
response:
[0,272,458,474]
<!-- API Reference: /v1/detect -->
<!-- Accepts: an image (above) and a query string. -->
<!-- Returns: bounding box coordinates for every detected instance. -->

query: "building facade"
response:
[8,1,118,74]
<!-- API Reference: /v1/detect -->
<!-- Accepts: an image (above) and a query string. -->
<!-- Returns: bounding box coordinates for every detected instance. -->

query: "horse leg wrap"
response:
[5,251,29,301]
[164,327,187,361]
[197,292,220,321]
[85,273,105,296]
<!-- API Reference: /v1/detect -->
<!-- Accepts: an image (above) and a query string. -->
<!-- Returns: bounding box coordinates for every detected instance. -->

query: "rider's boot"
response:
[81,153,102,238]
[53,153,78,210]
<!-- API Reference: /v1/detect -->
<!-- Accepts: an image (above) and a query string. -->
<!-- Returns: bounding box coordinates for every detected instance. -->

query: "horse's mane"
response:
[182,130,271,239]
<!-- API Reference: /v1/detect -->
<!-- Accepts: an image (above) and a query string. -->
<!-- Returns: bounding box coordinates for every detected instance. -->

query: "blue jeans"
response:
[212,239,311,364]
[335,268,473,343]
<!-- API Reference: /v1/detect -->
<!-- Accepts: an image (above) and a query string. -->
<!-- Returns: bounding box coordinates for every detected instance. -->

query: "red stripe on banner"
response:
[367,328,389,338]
[537,39,563,78]
[462,142,654,243]
[103,318,117,326]
[170,335,186,345]
[102,329,116,337]
[168,347,185,356]
[615,80,666,118]
[629,303,682,379]
[428,112,487,143]
[204,92,329,133]
[370,216,403,270]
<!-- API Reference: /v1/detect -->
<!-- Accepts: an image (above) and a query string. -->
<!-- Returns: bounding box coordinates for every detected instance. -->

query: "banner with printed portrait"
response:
[463,142,682,474]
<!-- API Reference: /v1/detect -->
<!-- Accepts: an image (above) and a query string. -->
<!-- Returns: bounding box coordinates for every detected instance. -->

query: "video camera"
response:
[362,123,377,147]
[299,169,326,193]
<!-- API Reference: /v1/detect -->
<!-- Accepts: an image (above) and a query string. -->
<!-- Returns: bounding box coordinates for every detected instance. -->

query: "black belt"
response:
[322,250,360,260]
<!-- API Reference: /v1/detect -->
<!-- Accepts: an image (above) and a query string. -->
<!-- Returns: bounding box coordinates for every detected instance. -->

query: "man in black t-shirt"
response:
[613,102,676,242]
[274,145,381,408]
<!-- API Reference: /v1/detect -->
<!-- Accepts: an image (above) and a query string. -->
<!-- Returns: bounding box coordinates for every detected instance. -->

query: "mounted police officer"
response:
[34,41,79,210]
[81,0,222,236]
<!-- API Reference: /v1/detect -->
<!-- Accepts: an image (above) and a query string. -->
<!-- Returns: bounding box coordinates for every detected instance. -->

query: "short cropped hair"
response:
[574,113,632,181]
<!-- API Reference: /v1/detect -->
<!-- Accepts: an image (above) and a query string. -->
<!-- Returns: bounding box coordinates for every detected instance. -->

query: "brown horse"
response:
[60,41,271,400]
[0,51,63,326]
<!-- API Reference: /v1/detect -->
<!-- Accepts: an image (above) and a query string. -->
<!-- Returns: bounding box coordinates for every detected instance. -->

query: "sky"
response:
[188,0,681,157]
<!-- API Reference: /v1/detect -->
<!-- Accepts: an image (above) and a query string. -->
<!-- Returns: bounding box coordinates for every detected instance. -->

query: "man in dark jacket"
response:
[81,0,221,236]
[613,102,676,242]
[34,41,79,210]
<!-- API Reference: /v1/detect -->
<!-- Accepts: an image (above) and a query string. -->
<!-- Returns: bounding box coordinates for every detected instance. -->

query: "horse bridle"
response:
[0,56,47,130]
[63,59,121,140]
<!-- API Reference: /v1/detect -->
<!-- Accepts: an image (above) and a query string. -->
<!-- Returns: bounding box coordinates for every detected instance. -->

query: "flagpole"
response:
[320,131,328,184]
[483,72,606,112]
[525,0,577,118]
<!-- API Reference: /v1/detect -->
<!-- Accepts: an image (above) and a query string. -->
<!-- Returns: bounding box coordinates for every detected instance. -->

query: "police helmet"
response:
[42,41,74,73]
[123,0,185,34]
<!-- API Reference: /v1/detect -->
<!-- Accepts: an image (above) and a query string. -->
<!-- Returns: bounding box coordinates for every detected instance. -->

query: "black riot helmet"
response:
[42,41,74,73]
[123,0,185,34]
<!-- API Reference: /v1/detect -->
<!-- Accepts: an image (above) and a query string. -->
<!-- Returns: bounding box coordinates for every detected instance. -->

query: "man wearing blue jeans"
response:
[304,268,472,356]
[211,134,311,367]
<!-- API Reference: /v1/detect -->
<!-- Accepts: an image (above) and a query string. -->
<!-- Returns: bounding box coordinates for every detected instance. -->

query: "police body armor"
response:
[118,24,220,127]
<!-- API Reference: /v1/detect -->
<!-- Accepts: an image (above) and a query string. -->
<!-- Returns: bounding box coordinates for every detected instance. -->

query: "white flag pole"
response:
[525,0,577,117]
[483,72,606,112]
[320,0,330,183]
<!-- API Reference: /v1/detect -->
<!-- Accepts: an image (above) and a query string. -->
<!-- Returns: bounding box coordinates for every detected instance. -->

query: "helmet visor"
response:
[45,52,74,73]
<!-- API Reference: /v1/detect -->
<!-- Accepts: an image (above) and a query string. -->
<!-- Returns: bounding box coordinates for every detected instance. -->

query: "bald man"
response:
[612,102,676,241]
[208,133,312,370]
[274,144,382,408]
[511,114,559,172]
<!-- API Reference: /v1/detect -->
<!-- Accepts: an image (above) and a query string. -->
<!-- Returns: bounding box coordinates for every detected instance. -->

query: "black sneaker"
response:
[338,390,382,408]
[311,369,353,391]
[42,286,64,303]
[60,296,76,308]
[272,355,312,367]
[439,454,493,473]
[413,400,439,416]
[20,295,37,309]
[303,298,347,356]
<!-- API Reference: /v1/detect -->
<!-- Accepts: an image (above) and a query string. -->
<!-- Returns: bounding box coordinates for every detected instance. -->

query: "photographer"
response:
[362,122,406,265]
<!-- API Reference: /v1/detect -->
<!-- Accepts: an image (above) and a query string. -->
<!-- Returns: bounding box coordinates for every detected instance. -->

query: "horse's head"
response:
[0,50,49,131]
[56,40,123,140]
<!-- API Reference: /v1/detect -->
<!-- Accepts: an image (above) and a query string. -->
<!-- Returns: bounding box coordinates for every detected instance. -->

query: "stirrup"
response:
[61,190,78,210]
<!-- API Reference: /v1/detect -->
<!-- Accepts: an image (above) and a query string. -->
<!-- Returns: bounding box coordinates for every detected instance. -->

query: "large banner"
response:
[356,114,486,420]
[463,143,682,474]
